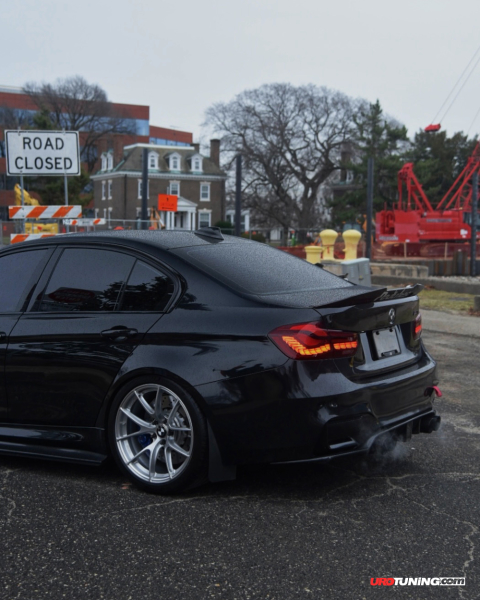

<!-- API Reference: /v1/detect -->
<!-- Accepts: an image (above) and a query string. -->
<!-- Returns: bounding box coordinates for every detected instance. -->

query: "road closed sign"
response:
[5,130,80,176]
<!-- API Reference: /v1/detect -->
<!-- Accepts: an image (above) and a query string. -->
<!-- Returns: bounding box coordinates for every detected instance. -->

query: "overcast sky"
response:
[3,0,480,142]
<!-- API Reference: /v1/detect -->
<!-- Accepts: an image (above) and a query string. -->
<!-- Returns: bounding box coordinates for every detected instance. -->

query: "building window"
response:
[200,183,210,201]
[169,181,180,197]
[198,211,211,228]
[101,181,106,200]
[107,151,114,171]
[101,153,108,171]
[108,180,113,200]
[138,179,149,199]
[149,151,159,170]
[169,153,181,171]
[191,155,203,172]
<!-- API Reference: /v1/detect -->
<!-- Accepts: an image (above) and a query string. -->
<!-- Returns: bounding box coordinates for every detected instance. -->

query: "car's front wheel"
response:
[108,378,208,493]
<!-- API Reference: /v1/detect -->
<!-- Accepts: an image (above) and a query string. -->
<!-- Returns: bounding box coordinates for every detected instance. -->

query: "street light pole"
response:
[235,154,242,237]
[366,157,374,260]
[471,172,478,276]
[142,148,148,230]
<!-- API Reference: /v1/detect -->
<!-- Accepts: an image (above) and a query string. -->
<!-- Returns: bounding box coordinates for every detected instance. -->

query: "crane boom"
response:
[436,142,480,210]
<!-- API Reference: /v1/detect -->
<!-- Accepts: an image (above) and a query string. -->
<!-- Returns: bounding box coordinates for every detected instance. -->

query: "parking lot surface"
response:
[1,326,479,600]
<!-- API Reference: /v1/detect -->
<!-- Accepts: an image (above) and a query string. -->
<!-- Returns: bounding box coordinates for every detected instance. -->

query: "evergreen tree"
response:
[405,129,477,207]
[328,100,408,227]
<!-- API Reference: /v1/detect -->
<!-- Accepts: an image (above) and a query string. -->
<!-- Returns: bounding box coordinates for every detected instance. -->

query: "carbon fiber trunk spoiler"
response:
[315,284,424,308]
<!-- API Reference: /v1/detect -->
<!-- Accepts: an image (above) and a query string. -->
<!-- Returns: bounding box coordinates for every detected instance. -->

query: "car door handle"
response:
[0,332,6,341]
[101,327,138,340]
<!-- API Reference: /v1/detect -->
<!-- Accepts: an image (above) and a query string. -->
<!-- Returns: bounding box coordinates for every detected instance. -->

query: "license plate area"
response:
[372,327,401,359]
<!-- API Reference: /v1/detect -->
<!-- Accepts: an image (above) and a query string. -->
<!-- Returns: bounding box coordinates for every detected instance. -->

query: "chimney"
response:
[210,139,220,167]
[193,142,200,153]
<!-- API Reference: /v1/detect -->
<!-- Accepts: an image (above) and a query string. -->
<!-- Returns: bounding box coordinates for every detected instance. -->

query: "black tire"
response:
[108,376,208,494]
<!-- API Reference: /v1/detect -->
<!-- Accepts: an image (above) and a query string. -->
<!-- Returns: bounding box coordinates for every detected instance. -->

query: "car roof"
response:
[3,229,241,252]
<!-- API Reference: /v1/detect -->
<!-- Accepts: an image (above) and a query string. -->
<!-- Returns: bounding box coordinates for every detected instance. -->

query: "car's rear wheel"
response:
[108,377,208,493]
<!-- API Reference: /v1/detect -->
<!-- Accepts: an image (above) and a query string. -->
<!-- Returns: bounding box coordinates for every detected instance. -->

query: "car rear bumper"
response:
[197,350,439,466]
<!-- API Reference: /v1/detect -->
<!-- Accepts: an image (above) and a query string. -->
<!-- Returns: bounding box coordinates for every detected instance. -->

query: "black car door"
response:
[5,245,177,427]
[0,246,53,421]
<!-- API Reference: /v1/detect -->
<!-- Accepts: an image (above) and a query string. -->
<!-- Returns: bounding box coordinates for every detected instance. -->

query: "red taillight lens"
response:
[413,313,422,341]
[268,322,358,360]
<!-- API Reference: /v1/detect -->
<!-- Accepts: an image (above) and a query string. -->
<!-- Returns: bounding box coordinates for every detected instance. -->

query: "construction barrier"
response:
[11,233,57,244]
[9,205,82,219]
[63,218,106,226]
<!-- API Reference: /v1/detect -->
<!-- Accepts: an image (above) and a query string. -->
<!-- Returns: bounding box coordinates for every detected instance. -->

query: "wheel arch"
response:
[97,367,236,484]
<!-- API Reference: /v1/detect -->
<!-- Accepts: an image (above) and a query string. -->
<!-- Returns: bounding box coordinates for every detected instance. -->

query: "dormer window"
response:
[168,153,181,171]
[149,151,159,170]
[101,153,108,171]
[107,151,114,171]
[190,154,203,173]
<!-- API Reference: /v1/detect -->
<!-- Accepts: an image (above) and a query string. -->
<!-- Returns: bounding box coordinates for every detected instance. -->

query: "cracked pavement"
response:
[1,329,479,600]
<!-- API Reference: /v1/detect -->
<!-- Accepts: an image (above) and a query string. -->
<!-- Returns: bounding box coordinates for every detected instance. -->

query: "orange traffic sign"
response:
[158,194,178,212]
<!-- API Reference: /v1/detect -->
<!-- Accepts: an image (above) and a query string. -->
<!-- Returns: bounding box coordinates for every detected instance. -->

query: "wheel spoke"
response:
[148,440,163,481]
[116,431,150,442]
[126,442,154,465]
[135,390,154,416]
[168,425,191,432]
[165,447,176,479]
[167,437,190,457]
[120,407,155,431]
[154,387,164,420]
[167,399,180,426]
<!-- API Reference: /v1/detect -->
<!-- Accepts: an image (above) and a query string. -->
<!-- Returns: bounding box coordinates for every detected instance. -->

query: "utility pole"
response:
[471,172,478,276]
[235,154,242,237]
[366,157,374,260]
[142,148,149,230]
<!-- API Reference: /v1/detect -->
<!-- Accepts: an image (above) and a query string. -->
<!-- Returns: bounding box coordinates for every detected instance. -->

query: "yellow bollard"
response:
[305,246,322,264]
[319,229,338,261]
[343,229,362,261]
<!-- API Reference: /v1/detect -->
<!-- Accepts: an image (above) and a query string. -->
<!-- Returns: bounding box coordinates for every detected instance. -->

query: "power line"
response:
[467,104,480,135]
[430,42,480,125]
[439,54,480,124]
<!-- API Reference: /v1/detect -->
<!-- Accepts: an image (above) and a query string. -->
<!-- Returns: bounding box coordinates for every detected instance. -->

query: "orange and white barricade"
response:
[9,205,82,219]
[63,218,106,226]
[10,233,58,244]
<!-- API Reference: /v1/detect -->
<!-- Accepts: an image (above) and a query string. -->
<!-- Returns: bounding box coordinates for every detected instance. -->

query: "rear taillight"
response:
[268,322,358,360]
[413,313,422,341]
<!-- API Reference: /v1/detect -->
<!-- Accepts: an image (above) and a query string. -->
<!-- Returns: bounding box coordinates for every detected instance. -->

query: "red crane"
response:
[376,143,480,243]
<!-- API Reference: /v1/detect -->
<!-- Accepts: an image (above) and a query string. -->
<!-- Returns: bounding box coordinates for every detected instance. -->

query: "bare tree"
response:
[205,83,360,232]
[23,76,134,171]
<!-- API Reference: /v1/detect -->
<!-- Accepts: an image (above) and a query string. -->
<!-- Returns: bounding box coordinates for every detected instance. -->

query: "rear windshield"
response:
[177,243,352,295]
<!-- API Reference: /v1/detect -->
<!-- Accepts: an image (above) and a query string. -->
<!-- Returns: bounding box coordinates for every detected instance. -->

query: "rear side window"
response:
[0,249,49,312]
[39,248,135,312]
[120,261,175,312]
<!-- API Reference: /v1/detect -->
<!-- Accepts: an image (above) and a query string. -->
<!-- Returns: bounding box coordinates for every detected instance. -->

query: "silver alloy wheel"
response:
[115,383,194,483]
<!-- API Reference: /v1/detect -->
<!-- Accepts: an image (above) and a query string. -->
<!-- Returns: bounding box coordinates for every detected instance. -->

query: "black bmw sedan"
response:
[0,228,440,493]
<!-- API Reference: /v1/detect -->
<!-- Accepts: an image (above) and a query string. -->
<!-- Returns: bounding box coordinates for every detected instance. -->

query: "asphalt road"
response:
[1,328,479,600]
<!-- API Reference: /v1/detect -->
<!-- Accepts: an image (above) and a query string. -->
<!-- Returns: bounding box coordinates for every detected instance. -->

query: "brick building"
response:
[90,140,226,229]
[0,84,193,215]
